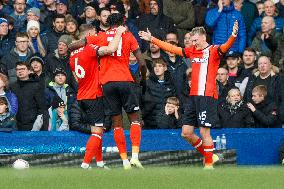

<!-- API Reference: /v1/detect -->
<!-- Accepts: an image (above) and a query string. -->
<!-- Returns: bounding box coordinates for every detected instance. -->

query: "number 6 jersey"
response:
[69,43,103,100]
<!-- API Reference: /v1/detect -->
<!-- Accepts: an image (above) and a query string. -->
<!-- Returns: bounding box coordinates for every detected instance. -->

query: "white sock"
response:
[81,163,90,169]
[97,161,104,167]
[123,159,130,166]
[132,153,138,159]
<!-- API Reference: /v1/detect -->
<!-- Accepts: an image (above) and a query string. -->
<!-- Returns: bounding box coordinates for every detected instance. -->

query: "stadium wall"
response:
[0,129,283,165]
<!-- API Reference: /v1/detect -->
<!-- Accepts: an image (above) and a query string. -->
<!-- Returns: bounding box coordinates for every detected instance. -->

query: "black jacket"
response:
[142,71,176,129]
[156,109,182,129]
[10,76,46,131]
[68,101,91,134]
[252,99,281,128]
[218,101,255,128]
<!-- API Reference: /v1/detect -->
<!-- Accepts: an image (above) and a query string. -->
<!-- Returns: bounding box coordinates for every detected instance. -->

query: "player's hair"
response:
[252,85,267,97]
[16,32,28,39]
[79,24,95,33]
[191,26,207,36]
[106,13,124,27]
[152,58,167,66]
[166,97,180,106]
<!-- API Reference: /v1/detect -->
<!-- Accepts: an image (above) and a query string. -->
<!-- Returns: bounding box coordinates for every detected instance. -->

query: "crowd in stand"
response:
[0,0,284,132]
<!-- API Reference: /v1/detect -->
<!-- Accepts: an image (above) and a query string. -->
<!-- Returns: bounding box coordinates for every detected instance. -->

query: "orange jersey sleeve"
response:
[151,37,183,56]
[219,35,237,54]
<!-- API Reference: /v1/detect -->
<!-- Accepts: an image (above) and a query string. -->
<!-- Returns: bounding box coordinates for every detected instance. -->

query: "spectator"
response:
[65,15,79,40]
[248,0,284,45]
[256,1,265,16]
[240,0,258,35]
[247,85,281,127]
[0,0,13,16]
[26,20,48,58]
[163,33,188,112]
[218,88,254,128]
[156,96,182,129]
[45,67,75,111]
[205,0,246,53]
[0,96,16,131]
[26,0,44,9]
[0,18,14,60]
[68,100,91,134]
[234,0,243,11]
[49,95,69,131]
[276,0,284,18]
[46,34,77,91]
[138,0,150,14]
[29,54,50,88]
[56,0,69,16]
[217,67,235,104]
[183,31,192,67]
[273,30,284,67]
[0,73,18,116]
[141,31,164,75]
[240,47,257,78]
[243,55,280,104]
[121,0,141,20]
[0,32,33,84]
[225,50,244,86]
[71,0,100,20]
[98,0,110,8]
[250,16,281,59]
[96,7,110,32]
[26,7,48,34]
[163,0,195,44]
[10,61,46,131]
[142,58,176,129]
[40,0,57,29]
[79,2,99,25]
[10,0,27,33]
[46,14,66,54]
[137,0,176,41]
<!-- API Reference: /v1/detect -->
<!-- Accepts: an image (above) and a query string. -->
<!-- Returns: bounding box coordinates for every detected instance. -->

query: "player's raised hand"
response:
[138,28,152,41]
[232,21,238,37]
[116,26,127,34]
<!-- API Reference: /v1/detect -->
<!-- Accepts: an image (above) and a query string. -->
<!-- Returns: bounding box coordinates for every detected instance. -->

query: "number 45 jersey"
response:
[69,43,103,100]
[86,28,139,85]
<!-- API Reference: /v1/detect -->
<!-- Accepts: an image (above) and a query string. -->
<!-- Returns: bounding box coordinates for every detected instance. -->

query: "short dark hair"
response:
[152,58,167,67]
[53,14,66,22]
[16,61,31,70]
[99,7,110,15]
[243,47,256,55]
[106,13,124,27]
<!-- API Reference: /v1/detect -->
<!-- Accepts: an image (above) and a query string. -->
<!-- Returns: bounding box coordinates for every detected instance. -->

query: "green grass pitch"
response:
[1,166,284,189]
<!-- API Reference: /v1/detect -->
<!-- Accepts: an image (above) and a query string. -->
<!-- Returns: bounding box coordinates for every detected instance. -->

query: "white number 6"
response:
[75,57,85,78]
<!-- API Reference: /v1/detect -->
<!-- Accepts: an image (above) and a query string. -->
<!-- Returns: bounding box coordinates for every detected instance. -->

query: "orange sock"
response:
[114,127,128,160]
[95,135,103,162]
[130,122,141,153]
[192,138,205,156]
[83,132,102,164]
[204,145,214,165]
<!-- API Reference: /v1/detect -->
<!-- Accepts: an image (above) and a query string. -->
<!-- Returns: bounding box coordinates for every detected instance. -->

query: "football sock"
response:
[114,127,128,160]
[83,132,102,164]
[204,145,214,165]
[192,138,205,156]
[130,122,141,159]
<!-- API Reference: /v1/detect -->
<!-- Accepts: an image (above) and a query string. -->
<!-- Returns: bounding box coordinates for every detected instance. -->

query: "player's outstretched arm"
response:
[219,21,238,54]
[98,26,127,56]
[139,29,183,57]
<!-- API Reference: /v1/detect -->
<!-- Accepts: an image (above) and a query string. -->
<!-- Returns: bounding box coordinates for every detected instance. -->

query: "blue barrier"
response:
[0,129,284,165]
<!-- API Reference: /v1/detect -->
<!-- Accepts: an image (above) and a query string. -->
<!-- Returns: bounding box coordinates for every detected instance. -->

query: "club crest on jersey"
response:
[191,57,208,64]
